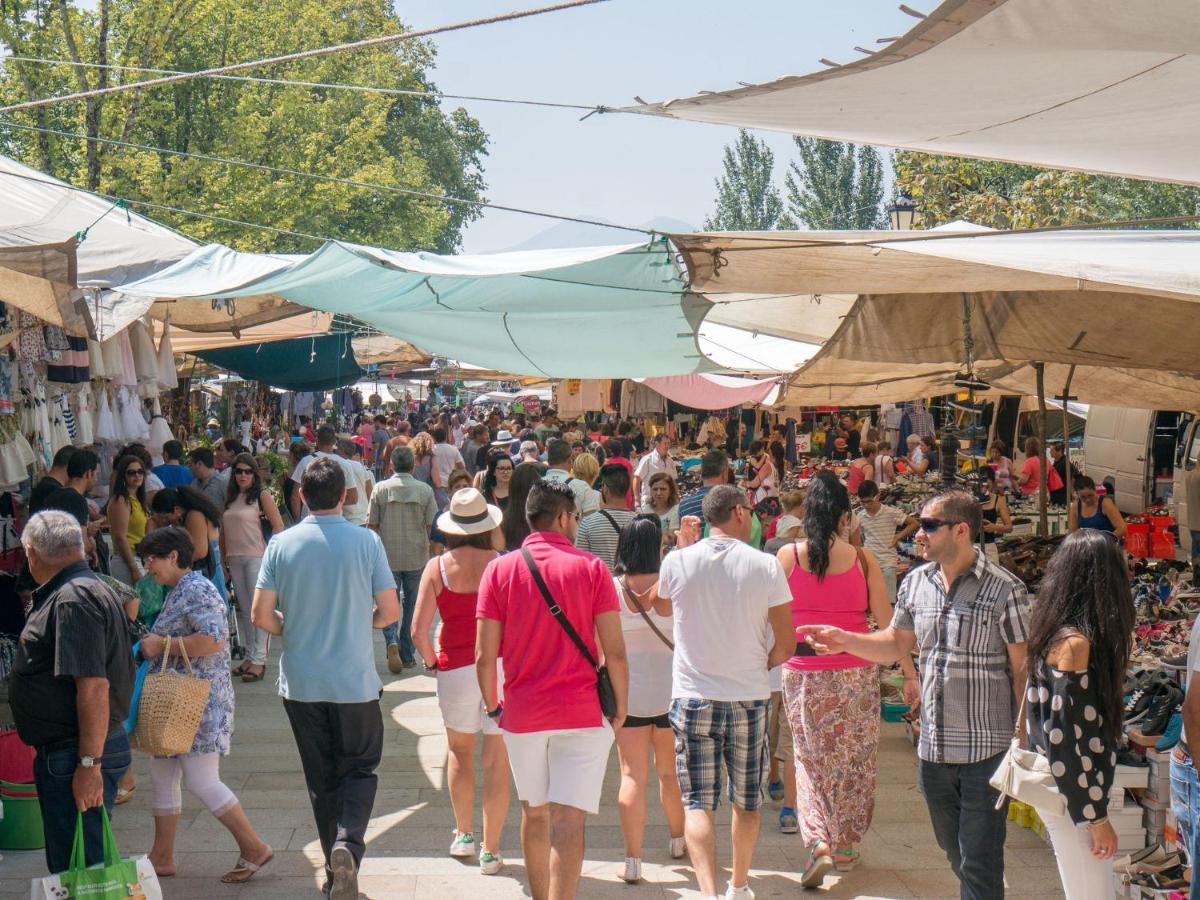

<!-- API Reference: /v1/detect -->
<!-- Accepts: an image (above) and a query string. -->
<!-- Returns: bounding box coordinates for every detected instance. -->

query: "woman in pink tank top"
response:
[411,488,510,872]
[774,471,918,887]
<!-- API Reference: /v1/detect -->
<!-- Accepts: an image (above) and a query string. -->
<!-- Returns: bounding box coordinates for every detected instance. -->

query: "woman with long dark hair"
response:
[501,463,543,551]
[479,449,514,512]
[150,485,228,603]
[1023,529,1133,897]
[776,471,917,886]
[220,453,285,682]
[612,515,684,882]
[109,454,150,584]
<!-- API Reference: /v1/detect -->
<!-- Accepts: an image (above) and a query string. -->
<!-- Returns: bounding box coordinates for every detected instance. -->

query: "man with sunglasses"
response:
[808,490,1029,900]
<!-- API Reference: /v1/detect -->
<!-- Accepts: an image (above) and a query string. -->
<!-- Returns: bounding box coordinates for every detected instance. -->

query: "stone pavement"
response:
[1,644,1065,898]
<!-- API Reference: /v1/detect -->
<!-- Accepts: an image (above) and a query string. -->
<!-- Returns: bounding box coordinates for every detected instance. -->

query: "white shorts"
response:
[503,722,614,813]
[436,661,503,736]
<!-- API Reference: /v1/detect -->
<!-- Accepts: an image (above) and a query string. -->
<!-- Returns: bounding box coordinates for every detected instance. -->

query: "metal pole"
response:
[1035,362,1049,536]
[1061,365,1077,515]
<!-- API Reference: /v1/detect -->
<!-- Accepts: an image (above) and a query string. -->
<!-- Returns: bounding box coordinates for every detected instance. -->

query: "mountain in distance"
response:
[498,215,696,252]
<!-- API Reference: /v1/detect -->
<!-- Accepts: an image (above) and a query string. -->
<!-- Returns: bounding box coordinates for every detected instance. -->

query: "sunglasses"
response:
[918,517,961,532]
[126,469,144,476]
[233,467,255,476]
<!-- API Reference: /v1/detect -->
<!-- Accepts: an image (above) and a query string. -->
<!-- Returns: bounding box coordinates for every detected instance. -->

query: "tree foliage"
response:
[704,129,785,231]
[893,151,1200,229]
[0,0,488,252]
[780,138,886,229]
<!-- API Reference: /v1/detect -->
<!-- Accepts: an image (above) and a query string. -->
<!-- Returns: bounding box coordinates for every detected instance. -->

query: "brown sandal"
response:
[241,665,266,683]
[221,849,273,884]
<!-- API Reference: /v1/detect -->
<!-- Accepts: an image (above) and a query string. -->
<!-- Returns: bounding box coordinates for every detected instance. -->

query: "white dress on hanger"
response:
[72,385,95,446]
[95,387,118,443]
[117,386,150,442]
[47,390,73,453]
[156,320,178,389]
[0,424,36,490]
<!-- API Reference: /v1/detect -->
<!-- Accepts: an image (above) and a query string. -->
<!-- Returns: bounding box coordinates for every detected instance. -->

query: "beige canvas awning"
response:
[629,0,1200,185]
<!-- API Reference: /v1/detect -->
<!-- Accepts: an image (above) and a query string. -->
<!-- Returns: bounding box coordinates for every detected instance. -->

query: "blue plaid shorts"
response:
[669,697,770,812]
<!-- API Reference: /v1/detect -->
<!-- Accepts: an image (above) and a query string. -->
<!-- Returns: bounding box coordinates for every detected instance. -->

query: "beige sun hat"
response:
[437,487,504,536]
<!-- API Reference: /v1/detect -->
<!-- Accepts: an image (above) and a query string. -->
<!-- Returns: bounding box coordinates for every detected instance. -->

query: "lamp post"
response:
[887,193,917,230]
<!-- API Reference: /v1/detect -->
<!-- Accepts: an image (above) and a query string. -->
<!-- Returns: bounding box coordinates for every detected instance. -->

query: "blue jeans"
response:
[918,752,1008,900]
[33,730,132,874]
[382,569,422,664]
[1170,746,1200,900]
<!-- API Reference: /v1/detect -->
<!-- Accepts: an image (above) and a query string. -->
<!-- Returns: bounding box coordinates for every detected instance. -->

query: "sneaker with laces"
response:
[778,807,799,834]
[622,857,642,883]
[669,835,687,859]
[724,883,755,899]
[479,849,503,875]
[449,831,476,857]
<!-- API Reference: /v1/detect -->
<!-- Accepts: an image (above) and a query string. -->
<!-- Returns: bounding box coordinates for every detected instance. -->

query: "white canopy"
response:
[630,0,1200,185]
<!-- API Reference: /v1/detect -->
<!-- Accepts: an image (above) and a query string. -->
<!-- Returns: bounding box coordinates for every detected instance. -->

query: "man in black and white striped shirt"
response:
[574,463,637,573]
[807,489,1030,900]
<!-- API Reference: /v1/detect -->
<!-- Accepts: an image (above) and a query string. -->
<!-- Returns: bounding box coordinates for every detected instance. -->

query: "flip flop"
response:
[221,850,273,884]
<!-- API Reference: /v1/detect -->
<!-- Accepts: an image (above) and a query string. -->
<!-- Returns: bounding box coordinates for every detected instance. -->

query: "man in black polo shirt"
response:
[42,449,99,560]
[29,446,75,515]
[10,510,134,873]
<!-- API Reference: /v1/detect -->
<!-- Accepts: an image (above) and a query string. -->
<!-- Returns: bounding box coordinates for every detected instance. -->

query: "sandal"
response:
[800,842,834,888]
[241,665,266,683]
[834,848,861,871]
[232,662,248,677]
[221,849,273,884]
[114,786,135,805]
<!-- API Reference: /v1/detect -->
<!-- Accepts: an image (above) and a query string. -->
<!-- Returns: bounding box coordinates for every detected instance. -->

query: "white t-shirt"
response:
[432,443,464,485]
[290,451,361,518]
[658,537,792,701]
[614,576,675,719]
[633,450,677,505]
[341,459,374,526]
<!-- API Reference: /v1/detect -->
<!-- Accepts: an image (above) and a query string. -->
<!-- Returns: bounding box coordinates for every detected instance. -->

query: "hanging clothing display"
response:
[0,416,36,489]
[556,379,610,418]
[0,356,14,416]
[116,386,149,442]
[46,390,72,452]
[46,334,90,384]
[619,380,667,418]
[19,361,51,468]
[71,385,94,446]
[95,387,118,443]
[89,337,115,380]
[156,319,178,389]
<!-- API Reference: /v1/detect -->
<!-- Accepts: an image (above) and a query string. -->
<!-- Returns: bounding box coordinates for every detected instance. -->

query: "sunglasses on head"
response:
[233,467,255,476]
[918,517,960,533]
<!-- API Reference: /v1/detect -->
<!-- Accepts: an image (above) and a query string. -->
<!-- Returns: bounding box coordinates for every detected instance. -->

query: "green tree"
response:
[893,151,1200,229]
[780,138,886,229]
[0,0,488,253]
[704,129,784,231]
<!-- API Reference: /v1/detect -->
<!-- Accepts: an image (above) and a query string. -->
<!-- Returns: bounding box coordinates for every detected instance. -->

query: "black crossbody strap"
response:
[521,548,598,670]
[599,510,622,536]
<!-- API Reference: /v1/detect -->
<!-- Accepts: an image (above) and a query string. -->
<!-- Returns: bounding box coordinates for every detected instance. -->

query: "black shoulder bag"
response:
[598,510,623,536]
[521,548,617,718]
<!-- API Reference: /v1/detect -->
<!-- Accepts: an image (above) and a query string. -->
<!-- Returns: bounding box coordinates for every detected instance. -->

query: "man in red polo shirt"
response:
[477,479,628,900]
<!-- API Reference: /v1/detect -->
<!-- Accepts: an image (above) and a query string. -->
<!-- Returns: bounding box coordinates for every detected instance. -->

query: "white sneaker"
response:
[622,857,642,883]
[479,849,503,875]
[724,883,755,900]
[669,835,687,859]
[449,831,476,857]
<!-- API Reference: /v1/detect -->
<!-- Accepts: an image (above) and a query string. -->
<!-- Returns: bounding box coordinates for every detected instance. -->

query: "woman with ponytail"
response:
[775,471,918,887]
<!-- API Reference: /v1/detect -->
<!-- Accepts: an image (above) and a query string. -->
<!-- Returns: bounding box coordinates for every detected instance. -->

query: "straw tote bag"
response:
[131,635,211,757]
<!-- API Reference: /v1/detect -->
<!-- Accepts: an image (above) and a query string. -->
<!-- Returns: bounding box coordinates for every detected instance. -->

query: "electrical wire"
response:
[0,54,607,114]
[0,0,608,114]
[0,118,655,236]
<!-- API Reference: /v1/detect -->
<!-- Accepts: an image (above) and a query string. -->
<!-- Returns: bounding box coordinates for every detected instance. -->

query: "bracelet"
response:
[1087,817,1109,828]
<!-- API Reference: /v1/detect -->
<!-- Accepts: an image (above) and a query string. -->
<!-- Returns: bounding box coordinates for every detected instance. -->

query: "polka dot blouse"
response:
[1024,657,1116,825]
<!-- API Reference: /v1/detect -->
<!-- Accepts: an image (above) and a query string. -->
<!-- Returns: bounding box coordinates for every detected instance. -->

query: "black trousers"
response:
[283,698,383,873]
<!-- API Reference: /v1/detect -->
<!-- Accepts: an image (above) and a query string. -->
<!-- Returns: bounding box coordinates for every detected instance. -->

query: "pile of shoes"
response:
[1124,671,1185,751]
[1116,844,1188,892]
[997,535,1066,591]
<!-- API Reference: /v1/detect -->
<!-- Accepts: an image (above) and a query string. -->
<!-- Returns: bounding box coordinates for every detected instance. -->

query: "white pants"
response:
[227,555,270,665]
[503,722,613,813]
[149,752,238,817]
[1040,807,1115,900]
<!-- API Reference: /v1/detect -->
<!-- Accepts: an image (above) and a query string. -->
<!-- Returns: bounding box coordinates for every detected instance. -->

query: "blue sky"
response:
[398,2,920,251]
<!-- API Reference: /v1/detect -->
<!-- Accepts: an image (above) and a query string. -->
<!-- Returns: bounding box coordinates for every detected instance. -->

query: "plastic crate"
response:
[0,781,43,850]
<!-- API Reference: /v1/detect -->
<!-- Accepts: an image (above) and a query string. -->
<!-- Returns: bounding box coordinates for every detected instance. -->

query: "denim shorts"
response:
[669,697,769,812]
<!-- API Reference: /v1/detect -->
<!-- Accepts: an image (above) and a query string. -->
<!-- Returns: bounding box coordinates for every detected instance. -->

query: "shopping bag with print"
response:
[31,807,163,899]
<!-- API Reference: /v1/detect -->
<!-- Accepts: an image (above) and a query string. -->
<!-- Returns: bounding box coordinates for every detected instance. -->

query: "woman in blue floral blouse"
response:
[137,526,273,883]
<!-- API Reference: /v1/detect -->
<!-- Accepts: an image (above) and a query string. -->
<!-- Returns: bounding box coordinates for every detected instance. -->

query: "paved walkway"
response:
[1,644,1064,898]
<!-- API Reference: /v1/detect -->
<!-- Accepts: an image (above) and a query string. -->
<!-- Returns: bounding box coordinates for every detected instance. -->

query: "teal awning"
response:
[195,332,362,391]
[120,238,712,379]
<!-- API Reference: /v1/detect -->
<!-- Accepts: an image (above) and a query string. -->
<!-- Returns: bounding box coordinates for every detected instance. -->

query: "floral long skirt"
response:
[781,665,879,847]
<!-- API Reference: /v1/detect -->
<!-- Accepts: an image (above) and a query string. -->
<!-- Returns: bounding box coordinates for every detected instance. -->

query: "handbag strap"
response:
[521,548,599,672]
[1013,669,1030,741]
[599,510,622,536]
[156,634,195,675]
[620,580,673,650]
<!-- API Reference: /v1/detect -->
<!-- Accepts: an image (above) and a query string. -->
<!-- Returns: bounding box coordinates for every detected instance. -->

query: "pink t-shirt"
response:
[784,546,872,671]
[1020,456,1042,494]
[477,531,619,733]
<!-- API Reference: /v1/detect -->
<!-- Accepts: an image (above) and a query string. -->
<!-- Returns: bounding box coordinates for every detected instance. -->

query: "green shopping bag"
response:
[31,807,162,899]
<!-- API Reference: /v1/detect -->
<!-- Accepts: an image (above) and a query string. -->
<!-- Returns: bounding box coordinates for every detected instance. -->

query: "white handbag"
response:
[988,681,1068,817]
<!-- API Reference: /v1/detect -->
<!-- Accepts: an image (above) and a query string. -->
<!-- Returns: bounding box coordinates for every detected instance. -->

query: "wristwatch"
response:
[486,704,503,719]
[78,755,99,768]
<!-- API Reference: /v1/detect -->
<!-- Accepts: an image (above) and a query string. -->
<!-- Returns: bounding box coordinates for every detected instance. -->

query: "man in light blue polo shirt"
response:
[252,457,398,900]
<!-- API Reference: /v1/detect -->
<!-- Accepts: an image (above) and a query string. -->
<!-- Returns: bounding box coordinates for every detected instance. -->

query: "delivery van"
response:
[1082,407,1193,515]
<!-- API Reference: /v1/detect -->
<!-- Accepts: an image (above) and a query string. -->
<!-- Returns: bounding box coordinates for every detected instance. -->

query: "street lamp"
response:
[887,193,917,230]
